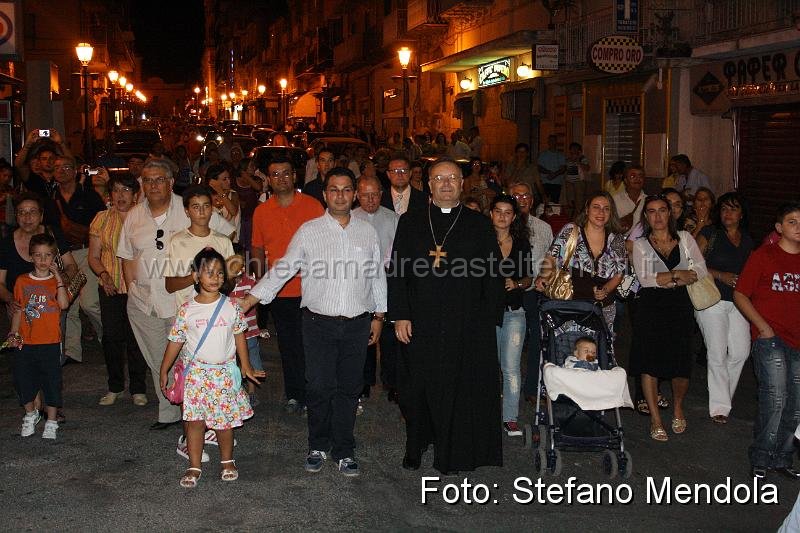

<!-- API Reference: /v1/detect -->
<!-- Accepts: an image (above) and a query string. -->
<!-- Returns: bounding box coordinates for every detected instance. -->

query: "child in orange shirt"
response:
[7,233,70,439]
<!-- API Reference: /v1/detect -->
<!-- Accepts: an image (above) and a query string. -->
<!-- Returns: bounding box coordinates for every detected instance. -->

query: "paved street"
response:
[0,314,797,532]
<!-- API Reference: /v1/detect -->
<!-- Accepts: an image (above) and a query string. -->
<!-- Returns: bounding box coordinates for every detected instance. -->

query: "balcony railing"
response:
[557,0,800,69]
[694,0,800,43]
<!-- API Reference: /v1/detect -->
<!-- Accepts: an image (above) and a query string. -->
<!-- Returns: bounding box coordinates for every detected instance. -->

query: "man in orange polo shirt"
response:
[252,156,324,414]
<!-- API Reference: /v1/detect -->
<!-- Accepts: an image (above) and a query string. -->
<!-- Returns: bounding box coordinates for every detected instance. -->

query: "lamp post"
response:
[118,76,126,125]
[107,70,118,133]
[125,83,134,125]
[76,42,94,162]
[397,47,412,142]
[193,86,200,117]
[279,78,288,130]
[220,93,228,119]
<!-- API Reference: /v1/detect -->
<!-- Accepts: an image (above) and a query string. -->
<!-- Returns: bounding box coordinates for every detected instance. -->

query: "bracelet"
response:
[671,271,678,282]
[97,270,107,278]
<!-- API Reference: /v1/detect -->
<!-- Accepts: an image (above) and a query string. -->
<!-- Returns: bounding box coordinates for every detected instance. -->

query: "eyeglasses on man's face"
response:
[430,174,461,184]
[142,176,170,186]
[269,170,293,179]
[388,168,409,175]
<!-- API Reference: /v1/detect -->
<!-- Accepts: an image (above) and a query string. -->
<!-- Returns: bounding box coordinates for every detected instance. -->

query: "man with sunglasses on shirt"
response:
[117,159,234,433]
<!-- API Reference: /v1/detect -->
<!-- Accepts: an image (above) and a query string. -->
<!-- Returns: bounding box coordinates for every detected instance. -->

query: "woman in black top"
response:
[0,192,76,318]
[695,192,755,424]
[491,194,532,436]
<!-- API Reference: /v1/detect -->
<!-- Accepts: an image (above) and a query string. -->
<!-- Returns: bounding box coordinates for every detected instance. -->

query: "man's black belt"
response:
[303,309,370,321]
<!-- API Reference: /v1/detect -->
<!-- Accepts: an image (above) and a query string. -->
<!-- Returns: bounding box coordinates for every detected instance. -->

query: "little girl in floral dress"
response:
[159,248,265,488]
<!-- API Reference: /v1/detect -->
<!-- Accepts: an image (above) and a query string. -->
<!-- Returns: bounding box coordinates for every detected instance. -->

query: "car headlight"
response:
[196,135,204,141]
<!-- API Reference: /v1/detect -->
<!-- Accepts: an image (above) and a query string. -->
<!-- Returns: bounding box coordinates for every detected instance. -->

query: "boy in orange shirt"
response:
[7,233,70,439]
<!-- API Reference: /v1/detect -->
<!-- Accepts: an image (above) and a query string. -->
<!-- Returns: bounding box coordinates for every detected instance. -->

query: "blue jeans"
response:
[496,308,526,423]
[750,336,800,469]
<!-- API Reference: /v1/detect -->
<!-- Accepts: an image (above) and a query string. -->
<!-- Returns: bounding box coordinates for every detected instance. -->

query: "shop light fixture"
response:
[517,64,531,78]
[459,77,473,90]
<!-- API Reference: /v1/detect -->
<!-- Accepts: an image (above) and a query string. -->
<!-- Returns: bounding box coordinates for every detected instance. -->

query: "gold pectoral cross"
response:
[429,245,447,268]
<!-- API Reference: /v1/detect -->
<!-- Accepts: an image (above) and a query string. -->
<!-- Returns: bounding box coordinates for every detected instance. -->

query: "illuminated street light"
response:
[125,83,133,93]
[75,42,94,162]
[279,78,287,90]
[397,47,412,140]
[108,70,118,83]
[258,84,266,95]
[279,78,288,129]
[118,76,126,87]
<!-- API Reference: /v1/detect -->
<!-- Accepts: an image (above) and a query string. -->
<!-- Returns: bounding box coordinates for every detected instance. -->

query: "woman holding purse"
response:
[630,195,707,441]
[535,192,626,331]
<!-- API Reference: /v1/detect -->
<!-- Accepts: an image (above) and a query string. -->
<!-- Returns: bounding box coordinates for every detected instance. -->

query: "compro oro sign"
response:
[590,36,643,74]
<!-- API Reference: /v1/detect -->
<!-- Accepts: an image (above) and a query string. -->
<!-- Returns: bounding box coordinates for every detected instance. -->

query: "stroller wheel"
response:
[534,448,547,478]
[523,424,533,449]
[602,450,618,480]
[619,450,633,479]
[538,425,548,449]
[550,449,563,476]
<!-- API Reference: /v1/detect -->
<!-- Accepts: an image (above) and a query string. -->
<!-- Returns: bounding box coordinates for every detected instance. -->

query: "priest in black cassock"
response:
[388,158,505,474]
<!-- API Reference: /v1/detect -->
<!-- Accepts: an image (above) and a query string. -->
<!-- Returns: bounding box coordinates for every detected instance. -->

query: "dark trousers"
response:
[98,289,147,394]
[13,343,62,407]
[365,344,377,390]
[522,290,542,397]
[303,311,370,460]
[379,324,401,389]
[272,297,306,404]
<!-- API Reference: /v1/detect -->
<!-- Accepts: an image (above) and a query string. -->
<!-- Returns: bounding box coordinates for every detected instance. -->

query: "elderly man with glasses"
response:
[53,155,107,365]
[117,159,234,432]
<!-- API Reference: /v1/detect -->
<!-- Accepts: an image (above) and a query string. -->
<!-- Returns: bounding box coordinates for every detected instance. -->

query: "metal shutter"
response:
[737,104,800,240]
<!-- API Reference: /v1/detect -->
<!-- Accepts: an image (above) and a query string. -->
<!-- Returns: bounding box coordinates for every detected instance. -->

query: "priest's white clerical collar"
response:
[432,201,461,214]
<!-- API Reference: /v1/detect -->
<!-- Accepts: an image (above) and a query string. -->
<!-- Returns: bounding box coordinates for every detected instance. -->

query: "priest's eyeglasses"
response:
[430,174,461,183]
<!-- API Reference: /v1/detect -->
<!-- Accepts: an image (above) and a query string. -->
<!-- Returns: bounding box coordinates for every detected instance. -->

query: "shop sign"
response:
[690,47,800,114]
[534,44,559,70]
[589,36,643,74]
[0,1,20,61]
[478,58,511,87]
[615,0,639,34]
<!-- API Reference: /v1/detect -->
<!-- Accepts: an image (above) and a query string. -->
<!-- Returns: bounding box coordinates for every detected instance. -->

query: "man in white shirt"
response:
[241,167,387,477]
[509,181,554,404]
[117,160,234,430]
[671,154,711,202]
[612,165,647,234]
[352,176,400,405]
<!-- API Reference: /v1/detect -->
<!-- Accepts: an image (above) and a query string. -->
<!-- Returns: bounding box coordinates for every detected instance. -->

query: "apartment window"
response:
[603,96,641,177]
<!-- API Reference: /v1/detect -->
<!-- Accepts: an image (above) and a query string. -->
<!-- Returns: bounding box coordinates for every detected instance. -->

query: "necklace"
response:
[649,235,674,256]
[497,234,511,246]
[428,203,463,268]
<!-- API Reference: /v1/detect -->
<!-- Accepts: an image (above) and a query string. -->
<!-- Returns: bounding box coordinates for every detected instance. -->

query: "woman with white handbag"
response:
[630,195,708,442]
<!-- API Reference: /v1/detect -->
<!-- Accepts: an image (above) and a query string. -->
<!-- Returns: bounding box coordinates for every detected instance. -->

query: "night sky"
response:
[129,0,205,85]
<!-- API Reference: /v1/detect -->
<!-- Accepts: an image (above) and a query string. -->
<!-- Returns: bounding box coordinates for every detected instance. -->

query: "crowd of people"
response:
[1,124,799,489]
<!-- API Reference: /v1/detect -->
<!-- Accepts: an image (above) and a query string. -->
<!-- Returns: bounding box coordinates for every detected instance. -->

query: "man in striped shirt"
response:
[241,167,387,477]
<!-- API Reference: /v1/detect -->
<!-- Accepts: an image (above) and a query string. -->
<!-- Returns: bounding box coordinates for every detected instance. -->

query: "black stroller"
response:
[523,299,632,479]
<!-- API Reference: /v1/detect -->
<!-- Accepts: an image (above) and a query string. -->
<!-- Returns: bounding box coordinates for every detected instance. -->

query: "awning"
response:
[290,92,319,118]
[421,30,538,73]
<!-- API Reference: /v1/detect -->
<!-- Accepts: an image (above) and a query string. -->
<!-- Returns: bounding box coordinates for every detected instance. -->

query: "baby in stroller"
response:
[564,336,599,371]
[527,300,633,478]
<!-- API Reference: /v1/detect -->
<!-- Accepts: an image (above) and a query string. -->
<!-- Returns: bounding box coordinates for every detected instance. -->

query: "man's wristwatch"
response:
[372,314,385,322]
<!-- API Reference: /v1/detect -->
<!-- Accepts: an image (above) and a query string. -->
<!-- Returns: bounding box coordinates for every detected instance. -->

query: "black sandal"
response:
[657,395,670,409]
[636,399,650,416]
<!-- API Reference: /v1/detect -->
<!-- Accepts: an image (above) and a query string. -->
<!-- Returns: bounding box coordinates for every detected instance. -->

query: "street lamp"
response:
[279,78,288,129]
[397,47,412,141]
[125,83,134,125]
[258,84,266,95]
[107,70,119,131]
[76,42,94,162]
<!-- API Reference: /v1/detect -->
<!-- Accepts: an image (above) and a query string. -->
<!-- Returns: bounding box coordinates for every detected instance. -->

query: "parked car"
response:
[309,136,371,161]
[252,128,276,146]
[249,146,309,187]
[290,131,352,149]
[234,124,254,135]
[111,128,162,159]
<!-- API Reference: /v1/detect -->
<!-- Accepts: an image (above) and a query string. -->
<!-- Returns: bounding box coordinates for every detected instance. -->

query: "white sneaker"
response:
[21,411,41,437]
[98,392,119,406]
[176,435,210,463]
[203,429,237,447]
[42,420,58,440]
[132,394,148,406]
[356,398,364,416]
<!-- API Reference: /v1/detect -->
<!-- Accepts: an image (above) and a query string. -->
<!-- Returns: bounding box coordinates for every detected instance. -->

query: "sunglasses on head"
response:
[155,229,164,250]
